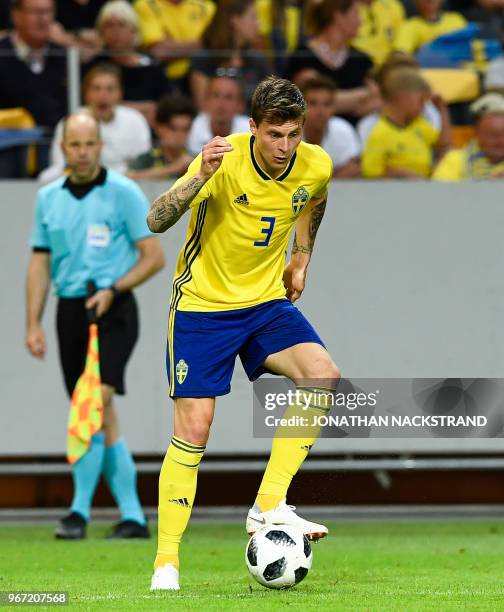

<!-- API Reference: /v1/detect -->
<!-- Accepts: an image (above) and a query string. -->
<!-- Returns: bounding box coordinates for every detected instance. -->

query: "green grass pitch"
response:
[1,520,504,610]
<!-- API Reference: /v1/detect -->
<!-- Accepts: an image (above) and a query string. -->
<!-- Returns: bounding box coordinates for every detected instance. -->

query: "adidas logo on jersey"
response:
[168,497,191,508]
[233,193,249,206]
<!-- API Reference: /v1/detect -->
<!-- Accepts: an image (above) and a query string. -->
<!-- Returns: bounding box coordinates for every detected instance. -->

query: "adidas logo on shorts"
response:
[233,193,249,206]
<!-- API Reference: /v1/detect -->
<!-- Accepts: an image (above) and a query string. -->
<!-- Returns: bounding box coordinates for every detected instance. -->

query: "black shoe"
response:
[107,519,150,539]
[55,512,87,540]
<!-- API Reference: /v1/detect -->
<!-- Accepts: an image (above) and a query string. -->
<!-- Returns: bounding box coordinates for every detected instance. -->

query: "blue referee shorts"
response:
[166,298,324,398]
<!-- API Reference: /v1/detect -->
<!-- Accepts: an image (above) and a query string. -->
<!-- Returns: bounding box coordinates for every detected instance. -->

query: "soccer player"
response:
[26,112,165,539]
[147,76,340,591]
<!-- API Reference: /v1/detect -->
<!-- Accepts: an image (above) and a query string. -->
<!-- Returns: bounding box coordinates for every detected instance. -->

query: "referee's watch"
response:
[108,285,120,300]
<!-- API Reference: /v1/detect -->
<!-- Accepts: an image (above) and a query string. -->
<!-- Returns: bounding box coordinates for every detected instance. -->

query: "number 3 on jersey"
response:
[254,216,276,247]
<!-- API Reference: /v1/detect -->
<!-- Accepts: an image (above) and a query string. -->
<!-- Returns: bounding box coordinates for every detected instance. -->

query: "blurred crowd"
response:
[2,0,504,181]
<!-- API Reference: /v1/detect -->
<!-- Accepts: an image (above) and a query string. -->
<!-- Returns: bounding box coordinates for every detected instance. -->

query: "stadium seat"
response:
[451,125,476,147]
[0,107,40,176]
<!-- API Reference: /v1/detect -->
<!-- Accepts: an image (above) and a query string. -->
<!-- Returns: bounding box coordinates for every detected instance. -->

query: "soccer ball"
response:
[245,525,313,589]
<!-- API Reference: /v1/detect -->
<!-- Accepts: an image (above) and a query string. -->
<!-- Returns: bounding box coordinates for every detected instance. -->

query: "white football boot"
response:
[246,500,328,541]
[150,563,180,591]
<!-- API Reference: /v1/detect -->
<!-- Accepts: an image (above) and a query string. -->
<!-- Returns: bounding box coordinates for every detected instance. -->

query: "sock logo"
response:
[233,193,249,206]
[168,497,191,508]
[175,359,188,384]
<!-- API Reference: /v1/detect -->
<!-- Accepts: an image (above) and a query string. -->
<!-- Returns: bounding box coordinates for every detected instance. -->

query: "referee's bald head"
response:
[62,111,101,143]
[61,111,103,183]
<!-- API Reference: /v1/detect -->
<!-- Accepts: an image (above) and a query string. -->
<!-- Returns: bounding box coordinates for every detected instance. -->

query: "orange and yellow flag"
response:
[66,323,104,464]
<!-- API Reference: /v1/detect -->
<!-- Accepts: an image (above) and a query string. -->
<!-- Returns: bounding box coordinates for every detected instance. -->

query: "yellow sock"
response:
[255,387,332,512]
[256,493,284,513]
[154,553,180,570]
[154,436,205,570]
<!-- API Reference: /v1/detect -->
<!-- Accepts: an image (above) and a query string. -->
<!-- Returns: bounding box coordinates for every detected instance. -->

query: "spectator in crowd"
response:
[255,0,302,73]
[128,95,195,180]
[393,0,467,55]
[0,0,67,165]
[301,76,361,177]
[49,0,106,59]
[434,93,504,179]
[484,20,504,91]
[187,74,250,156]
[26,111,165,540]
[351,0,405,66]
[190,0,270,111]
[85,0,171,125]
[284,0,380,125]
[134,0,215,88]
[446,0,501,39]
[357,53,442,144]
[39,63,151,182]
[362,68,451,178]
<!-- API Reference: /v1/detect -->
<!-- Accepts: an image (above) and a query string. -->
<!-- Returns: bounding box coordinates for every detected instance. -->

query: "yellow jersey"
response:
[352,0,405,66]
[134,0,216,79]
[393,12,467,54]
[362,115,439,178]
[433,141,504,180]
[170,132,332,312]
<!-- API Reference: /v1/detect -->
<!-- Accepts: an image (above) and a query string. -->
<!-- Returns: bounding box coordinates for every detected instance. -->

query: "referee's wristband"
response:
[108,285,121,300]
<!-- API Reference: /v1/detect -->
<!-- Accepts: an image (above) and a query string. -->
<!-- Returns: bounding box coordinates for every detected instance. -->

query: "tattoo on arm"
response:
[308,198,326,250]
[292,235,312,255]
[291,198,327,256]
[147,175,205,233]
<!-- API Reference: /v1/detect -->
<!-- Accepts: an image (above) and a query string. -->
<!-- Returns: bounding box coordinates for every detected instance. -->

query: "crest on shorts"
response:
[292,186,309,214]
[176,359,189,384]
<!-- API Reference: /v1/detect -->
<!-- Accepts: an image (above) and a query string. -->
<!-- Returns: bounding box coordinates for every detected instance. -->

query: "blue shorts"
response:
[166,299,324,398]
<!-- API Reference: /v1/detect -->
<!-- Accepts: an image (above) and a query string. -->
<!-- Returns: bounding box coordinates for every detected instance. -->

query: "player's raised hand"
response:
[199,137,233,181]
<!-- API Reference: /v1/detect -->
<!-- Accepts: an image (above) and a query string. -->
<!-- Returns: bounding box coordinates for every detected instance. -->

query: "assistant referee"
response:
[25,112,165,539]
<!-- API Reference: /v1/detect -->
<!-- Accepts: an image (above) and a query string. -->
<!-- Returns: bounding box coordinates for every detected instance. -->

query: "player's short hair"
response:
[381,68,430,101]
[305,0,355,36]
[301,75,337,97]
[82,63,123,94]
[155,95,196,125]
[251,76,306,126]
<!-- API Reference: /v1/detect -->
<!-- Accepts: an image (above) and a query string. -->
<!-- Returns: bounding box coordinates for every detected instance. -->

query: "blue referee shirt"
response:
[30,168,153,298]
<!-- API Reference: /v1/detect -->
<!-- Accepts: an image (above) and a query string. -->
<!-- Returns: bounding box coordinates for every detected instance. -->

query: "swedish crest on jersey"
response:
[176,359,189,384]
[292,186,309,214]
